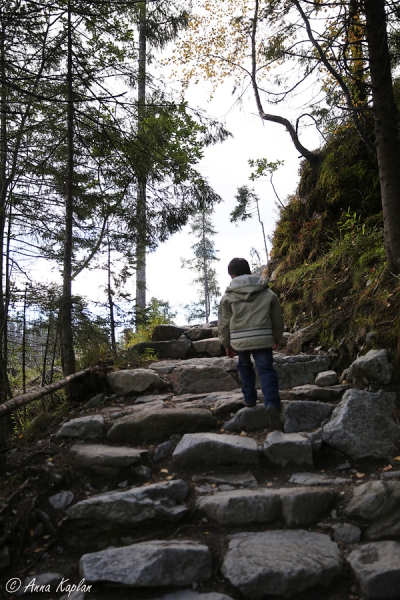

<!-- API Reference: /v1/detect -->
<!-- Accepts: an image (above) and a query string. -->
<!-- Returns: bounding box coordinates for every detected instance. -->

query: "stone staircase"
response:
[9,351,400,600]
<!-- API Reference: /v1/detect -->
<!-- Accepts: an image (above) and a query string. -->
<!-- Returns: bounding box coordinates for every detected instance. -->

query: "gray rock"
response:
[380,470,400,480]
[107,407,216,444]
[289,473,350,486]
[223,405,270,431]
[66,480,188,527]
[185,327,213,341]
[67,444,146,472]
[128,339,192,360]
[221,530,342,597]
[48,491,74,510]
[286,321,323,354]
[347,541,400,598]
[315,370,339,386]
[282,384,348,401]
[306,428,324,452]
[173,433,259,468]
[56,415,104,440]
[79,540,212,587]
[135,393,172,404]
[196,489,281,526]
[279,487,334,527]
[192,472,258,488]
[332,523,361,544]
[322,389,400,459]
[264,432,313,467]
[282,401,335,433]
[153,440,176,462]
[192,339,223,357]
[60,593,85,600]
[108,369,165,395]
[152,325,187,341]
[149,357,237,375]
[274,353,331,389]
[0,546,10,574]
[347,349,393,387]
[84,393,106,408]
[18,573,64,596]
[132,465,152,480]
[344,481,400,540]
[171,366,238,395]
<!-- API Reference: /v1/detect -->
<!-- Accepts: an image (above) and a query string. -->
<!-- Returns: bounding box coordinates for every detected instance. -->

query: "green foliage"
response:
[124,297,176,347]
[230,186,258,223]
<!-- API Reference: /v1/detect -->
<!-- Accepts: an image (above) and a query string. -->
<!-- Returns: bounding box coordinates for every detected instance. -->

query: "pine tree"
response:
[182,211,220,323]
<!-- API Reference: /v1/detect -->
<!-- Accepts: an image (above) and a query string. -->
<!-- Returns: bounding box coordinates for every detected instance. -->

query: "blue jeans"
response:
[236,348,280,410]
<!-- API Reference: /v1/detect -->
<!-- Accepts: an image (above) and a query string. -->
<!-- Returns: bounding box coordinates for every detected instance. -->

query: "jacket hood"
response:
[225,274,268,302]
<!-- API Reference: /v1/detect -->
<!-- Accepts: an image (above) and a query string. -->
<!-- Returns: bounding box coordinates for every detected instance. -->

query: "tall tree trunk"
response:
[107,234,117,356]
[364,0,400,274]
[135,0,147,326]
[61,0,77,383]
[0,13,10,403]
[201,213,210,323]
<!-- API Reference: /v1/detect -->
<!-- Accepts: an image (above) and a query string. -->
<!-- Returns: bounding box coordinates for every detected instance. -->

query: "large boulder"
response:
[282,401,335,433]
[170,366,238,395]
[223,405,270,432]
[128,339,192,360]
[322,389,400,460]
[346,349,393,388]
[108,369,165,395]
[107,406,216,444]
[184,327,214,341]
[192,339,224,357]
[152,325,188,341]
[221,530,342,597]
[80,540,212,587]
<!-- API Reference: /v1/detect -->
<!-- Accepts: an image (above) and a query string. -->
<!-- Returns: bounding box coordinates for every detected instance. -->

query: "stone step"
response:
[221,530,343,598]
[67,443,147,475]
[196,485,334,527]
[80,540,213,587]
[264,431,314,467]
[172,433,259,469]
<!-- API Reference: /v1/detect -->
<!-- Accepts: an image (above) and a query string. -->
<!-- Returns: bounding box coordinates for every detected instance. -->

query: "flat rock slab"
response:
[56,415,104,440]
[274,354,331,389]
[80,540,212,587]
[108,369,165,395]
[289,473,350,486]
[149,357,237,375]
[264,432,313,467]
[197,486,333,527]
[173,433,259,469]
[192,472,258,488]
[347,541,400,599]
[171,366,238,395]
[221,530,342,598]
[281,384,347,401]
[152,325,187,341]
[67,444,147,471]
[66,479,188,525]
[223,405,270,432]
[282,400,335,433]
[322,389,400,460]
[107,407,216,444]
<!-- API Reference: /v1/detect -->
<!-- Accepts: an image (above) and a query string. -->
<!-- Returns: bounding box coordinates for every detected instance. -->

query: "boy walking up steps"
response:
[218,257,284,430]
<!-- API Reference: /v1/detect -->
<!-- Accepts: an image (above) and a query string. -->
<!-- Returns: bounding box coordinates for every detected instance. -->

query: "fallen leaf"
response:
[394,456,400,461]
[30,529,35,537]
[160,469,169,473]
[355,472,365,478]
[240,431,247,436]
[382,465,393,472]
[34,548,44,553]
[203,531,210,535]
[166,476,173,480]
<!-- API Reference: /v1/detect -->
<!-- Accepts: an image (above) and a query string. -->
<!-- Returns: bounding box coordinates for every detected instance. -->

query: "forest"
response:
[1,0,400,440]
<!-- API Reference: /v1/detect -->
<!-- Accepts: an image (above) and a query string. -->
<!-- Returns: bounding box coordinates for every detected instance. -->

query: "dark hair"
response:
[228,257,251,277]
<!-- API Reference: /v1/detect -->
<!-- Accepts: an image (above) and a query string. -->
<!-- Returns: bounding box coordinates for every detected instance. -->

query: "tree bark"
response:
[364,0,400,274]
[135,0,147,326]
[61,0,77,382]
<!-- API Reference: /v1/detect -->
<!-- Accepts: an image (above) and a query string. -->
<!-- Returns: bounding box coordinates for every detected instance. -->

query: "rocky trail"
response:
[1,335,400,600]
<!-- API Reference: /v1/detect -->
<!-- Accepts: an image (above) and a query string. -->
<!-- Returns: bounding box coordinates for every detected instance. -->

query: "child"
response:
[218,257,284,430]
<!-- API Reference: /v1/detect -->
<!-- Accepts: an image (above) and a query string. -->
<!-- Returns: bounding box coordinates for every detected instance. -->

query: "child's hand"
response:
[226,345,236,358]
[272,343,278,350]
